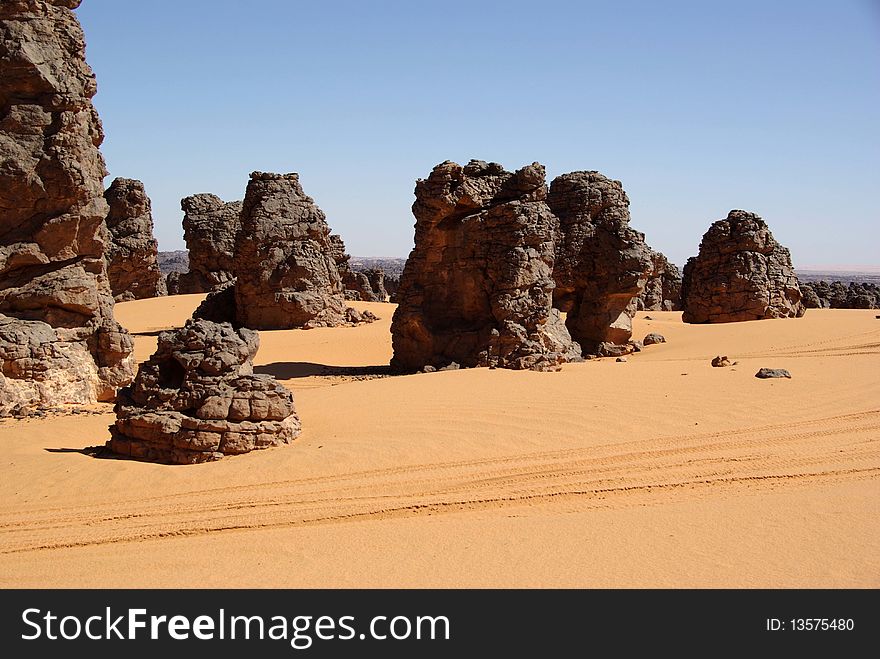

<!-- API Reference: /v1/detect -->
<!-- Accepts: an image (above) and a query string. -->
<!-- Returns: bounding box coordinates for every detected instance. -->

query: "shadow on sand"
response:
[44,445,127,460]
[254,362,393,380]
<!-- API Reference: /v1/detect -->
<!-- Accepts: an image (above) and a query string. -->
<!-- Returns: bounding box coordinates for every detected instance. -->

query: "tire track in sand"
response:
[0,409,878,554]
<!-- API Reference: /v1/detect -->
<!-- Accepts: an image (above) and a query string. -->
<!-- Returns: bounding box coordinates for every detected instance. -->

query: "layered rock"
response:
[391,160,581,371]
[104,177,166,301]
[176,194,242,294]
[233,172,361,329]
[548,171,654,355]
[108,319,300,464]
[681,211,805,323]
[0,0,133,414]
[637,250,682,311]
[799,281,878,309]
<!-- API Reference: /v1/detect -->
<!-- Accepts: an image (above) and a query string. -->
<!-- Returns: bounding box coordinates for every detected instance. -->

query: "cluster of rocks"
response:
[681,211,805,323]
[104,178,166,301]
[168,194,242,295]
[799,281,878,309]
[109,319,300,464]
[0,0,134,416]
[637,251,682,311]
[331,235,389,302]
[390,160,658,371]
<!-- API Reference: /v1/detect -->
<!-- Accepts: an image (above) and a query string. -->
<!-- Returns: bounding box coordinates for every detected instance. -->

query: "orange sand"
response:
[0,296,877,587]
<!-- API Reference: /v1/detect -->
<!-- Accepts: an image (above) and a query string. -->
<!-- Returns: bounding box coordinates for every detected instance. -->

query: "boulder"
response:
[681,211,805,323]
[548,171,654,355]
[390,160,581,371]
[176,194,242,294]
[108,319,300,464]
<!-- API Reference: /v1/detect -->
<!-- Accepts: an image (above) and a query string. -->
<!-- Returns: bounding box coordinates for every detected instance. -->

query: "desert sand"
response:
[0,295,877,588]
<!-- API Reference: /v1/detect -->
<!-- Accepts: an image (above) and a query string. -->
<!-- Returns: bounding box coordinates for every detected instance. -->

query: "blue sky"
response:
[77,0,879,268]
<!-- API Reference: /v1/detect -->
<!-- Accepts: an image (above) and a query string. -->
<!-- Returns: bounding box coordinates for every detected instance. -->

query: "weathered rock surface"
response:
[176,194,242,294]
[637,250,682,311]
[108,319,300,464]
[548,171,654,355]
[711,355,731,367]
[643,332,666,345]
[0,0,133,415]
[104,177,166,301]
[799,281,878,309]
[391,160,581,371]
[755,367,791,379]
[681,211,805,323]
[233,172,372,329]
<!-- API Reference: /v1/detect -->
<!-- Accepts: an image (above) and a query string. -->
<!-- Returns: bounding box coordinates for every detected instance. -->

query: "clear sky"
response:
[76,0,879,268]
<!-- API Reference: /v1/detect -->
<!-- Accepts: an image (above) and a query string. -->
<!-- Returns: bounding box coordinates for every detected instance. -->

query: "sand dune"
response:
[1,297,877,587]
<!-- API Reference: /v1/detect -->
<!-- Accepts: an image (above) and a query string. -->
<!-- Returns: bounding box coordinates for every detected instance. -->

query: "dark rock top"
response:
[104,177,166,301]
[0,0,133,414]
[108,319,301,464]
[681,210,805,323]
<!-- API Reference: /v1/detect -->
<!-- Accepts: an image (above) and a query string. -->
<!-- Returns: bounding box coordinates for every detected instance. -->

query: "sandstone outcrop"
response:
[390,160,581,371]
[799,281,878,309]
[548,171,654,355]
[637,251,682,311]
[108,319,300,464]
[233,172,371,329]
[0,0,134,415]
[104,177,166,301]
[176,194,242,294]
[681,211,805,323]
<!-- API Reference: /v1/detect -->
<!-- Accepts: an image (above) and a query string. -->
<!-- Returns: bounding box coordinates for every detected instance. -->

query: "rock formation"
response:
[330,234,389,302]
[681,211,805,323]
[104,177,166,301]
[233,172,368,329]
[108,319,300,464]
[390,160,581,371]
[176,194,242,294]
[637,250,682,311]
[799,281,878,309]
[548,171,654,356]
[0,0,133,415]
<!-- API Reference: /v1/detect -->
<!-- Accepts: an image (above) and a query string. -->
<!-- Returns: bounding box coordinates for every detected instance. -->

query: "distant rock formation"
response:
[157,250,188,275]
[330,234,388,302]
[799,281,878,309]
[0,0,134,415]
[233,172,372,329]
[681,211,805,323]
[104,178,166,301]
[637,251,682,311]
[391,160,581,371]
[176,194,242,294]
[108,319,300,464]
[548,171,654,356]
